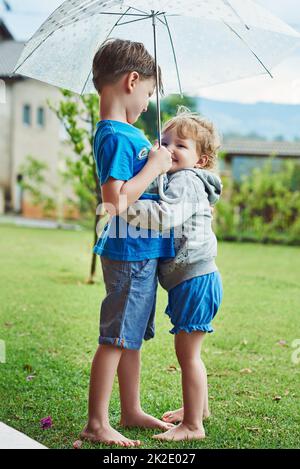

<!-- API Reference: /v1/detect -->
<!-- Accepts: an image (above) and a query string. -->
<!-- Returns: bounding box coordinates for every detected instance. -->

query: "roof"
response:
[221,140,300,157]
[0,18,13,40]
[0,40,25,78]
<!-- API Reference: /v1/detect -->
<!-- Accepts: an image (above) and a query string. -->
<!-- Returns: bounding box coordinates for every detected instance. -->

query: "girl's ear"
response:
[195,154,209,169]
[127,71,139,93]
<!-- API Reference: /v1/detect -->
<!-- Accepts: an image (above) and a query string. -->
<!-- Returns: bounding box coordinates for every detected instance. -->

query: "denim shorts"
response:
[99,256,158,350]
[165,271,223,335]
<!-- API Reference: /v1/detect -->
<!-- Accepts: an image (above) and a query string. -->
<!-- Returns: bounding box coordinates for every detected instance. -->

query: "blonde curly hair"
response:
[162,106,221,169]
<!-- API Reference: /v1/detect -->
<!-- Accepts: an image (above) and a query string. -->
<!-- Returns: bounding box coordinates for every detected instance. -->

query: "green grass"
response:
[0,224,299,449]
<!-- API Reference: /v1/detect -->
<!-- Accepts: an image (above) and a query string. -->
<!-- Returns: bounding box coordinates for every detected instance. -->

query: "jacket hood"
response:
[185,168,222,205]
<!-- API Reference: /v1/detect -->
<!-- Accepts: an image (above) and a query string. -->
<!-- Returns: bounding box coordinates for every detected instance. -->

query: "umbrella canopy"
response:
[13,0,300,204]
[14,0,300,96]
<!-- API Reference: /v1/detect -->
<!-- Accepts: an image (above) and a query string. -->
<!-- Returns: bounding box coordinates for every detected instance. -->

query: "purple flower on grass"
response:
[40,416,53,429]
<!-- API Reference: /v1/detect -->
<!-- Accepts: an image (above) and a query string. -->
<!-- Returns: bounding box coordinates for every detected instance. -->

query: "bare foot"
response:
[153,422,205,442]
[120,411,174,431]
[162,407,210,424]
[80,424,140,447]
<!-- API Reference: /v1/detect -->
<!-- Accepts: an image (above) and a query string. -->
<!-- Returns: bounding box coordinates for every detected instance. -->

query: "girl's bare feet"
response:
[153,422,205,442]
[120,410,174,431]
[80,424,140,447]
[162,407,210,424]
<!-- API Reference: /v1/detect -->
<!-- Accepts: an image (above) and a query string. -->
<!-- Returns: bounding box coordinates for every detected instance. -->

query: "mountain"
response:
[197,98,300,141]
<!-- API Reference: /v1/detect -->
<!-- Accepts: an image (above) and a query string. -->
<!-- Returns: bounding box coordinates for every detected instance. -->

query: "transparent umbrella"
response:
[13,0,300,201]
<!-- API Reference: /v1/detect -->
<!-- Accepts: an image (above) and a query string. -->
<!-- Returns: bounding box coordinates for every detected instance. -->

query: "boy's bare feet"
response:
[80,424,140,447]
[153,422,205,442]
[120,410,174,431]
[162,407,210,424]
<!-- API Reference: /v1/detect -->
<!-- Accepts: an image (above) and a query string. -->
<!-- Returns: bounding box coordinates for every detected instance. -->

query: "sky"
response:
[1,0,300,104]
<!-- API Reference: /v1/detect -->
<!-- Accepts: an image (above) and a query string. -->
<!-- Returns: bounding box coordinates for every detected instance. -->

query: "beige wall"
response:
[0,76,93,219]
[11,79,61,198]
[9,79,78,216]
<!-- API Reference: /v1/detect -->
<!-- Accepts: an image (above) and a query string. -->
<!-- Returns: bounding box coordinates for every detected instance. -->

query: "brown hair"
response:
[162,106,221,169]
[93,38,163,95]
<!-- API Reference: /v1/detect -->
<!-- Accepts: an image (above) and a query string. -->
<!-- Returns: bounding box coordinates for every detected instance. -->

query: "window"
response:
[37,107,45,128]
[23,104,31,126]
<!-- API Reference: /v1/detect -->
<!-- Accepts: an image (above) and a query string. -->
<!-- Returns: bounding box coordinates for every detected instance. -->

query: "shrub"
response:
[216,159,300,245]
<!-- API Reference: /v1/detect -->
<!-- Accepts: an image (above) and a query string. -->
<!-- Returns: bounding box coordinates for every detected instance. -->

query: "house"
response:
[0,18,78,219]
[220,140,300,182]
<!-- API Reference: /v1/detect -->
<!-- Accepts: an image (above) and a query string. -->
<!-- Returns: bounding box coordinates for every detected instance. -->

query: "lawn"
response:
[0,224,299,449]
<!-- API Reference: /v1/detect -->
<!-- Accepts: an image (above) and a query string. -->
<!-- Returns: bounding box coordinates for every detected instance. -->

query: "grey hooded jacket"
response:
[122,168,222,291]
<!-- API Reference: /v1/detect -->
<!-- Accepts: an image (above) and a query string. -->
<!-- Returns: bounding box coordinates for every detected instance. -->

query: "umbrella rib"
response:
[80,7,132,95]
[223,21,274,78]
[119,5,155,25]
[53,11,149,31]
[116,16,151,27]
[129,6,150,16]
[14,30,57,75]
[162,14,183,97]
[96,11,149,16]
[221,0,250,30]
[13,9,147,75]
[51,11,149,33]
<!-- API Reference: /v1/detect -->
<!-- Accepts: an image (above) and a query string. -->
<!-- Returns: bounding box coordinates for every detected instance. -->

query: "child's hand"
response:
[148,144,172,175]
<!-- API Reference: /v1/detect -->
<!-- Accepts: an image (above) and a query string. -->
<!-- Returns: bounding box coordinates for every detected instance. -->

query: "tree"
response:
[161,94,198,119]
[19,155,57,217]
[49,90,104,284]
[136,94,198,141]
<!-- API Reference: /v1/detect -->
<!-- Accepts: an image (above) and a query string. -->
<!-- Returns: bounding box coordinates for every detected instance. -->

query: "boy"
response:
[81,39,174,447]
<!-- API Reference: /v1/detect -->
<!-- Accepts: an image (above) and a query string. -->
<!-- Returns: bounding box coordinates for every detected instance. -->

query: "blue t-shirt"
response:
[93,120,175,261]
